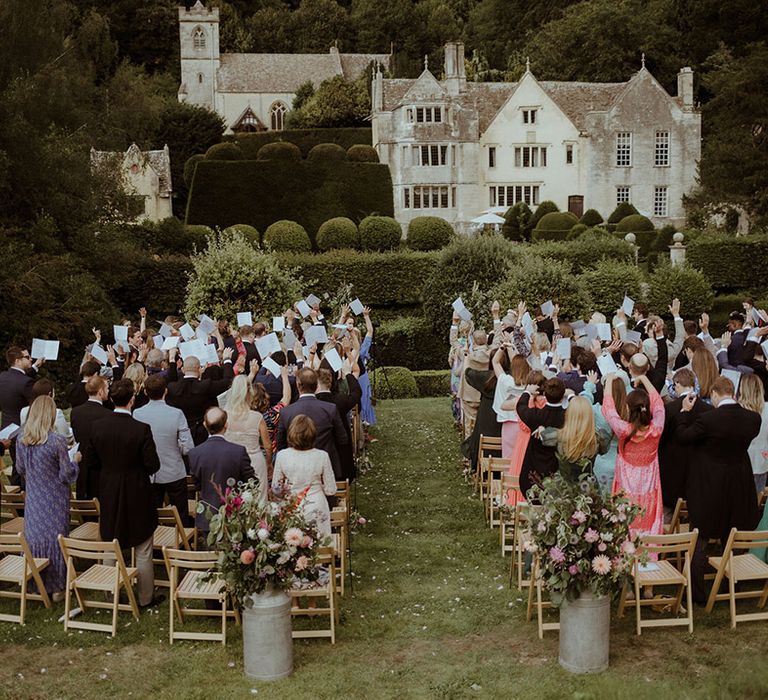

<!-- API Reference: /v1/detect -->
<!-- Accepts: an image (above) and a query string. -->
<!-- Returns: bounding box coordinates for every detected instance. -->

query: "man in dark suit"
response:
[0,346,43,485]
[82,379,162,608]
[237,325,261,375]
[166,349,235,445]
[632,302,649,340]
[658,368,713,518]
[517,378,566,496]
[316,365,361,482]
[255,351,298,407]
[188,407,254,536]
[678,376,762,604]
[277,367,349,479]
[66,359,102,410]
[71,375,112,498]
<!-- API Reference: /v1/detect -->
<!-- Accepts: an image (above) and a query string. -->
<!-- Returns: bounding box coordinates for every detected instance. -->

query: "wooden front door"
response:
[568,195,584,219]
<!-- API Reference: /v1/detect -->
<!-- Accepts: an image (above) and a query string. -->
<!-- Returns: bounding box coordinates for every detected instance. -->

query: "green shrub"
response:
[112,254,192,319]
[181,224,212,253]
[184,231,304,321]
[275,250,438,306]
[646,261,714,317]
[491,255,590,320]
[307,143,348,162]
[377,317,446,370]
[654,224,677,251]
[256,142,302,161]
[502,201,532,241]
[578,260,644,316]
[233,127,372,159]
[686,234,768,291]
[616,214,654,233]
[316,217,358,251]
[347,144,379,162]
[407,216,453,251]
[359,216,401,251]
[183,154,206,187]
[205,142,243,160]
[580,208,603,227]
[532,212,579,241]
[567,223,589,240]
[531,200,560,229]
[263,220,312,252]
[607,202,639,224]
[519,233,635,274]
[412,369,452,396]
[223,224,260,247]
[370,366,419,400]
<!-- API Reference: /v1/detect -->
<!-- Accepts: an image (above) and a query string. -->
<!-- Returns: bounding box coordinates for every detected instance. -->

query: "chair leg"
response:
[63,563,72,633]
[221,596,227,646]
[19,571,27,626]
[705,563,725,613]
[617,580,628,619]
[536,578,544,640]
[728,572,737,629]
[686,572,694,633]
[757,579,768,609]
[111,584,120,638]
[634,572,642,635]
[123,572,140,620]
[30,564,50,609]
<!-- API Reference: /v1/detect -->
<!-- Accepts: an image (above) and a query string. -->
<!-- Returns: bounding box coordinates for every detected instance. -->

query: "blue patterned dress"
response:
[16,433,79,593]
[357,335,377,425]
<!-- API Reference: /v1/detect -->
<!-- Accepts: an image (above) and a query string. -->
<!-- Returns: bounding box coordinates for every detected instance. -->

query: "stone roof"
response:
[217,50,390,93]
[381,75,629,133]
[90,143,172,197]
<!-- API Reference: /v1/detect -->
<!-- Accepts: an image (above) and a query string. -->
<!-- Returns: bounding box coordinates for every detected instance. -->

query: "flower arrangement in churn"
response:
[525,473,644,606]
[202,478,328,607]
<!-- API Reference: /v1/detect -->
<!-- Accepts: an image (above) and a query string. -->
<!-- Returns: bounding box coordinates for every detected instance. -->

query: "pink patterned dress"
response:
[602,388,664,540]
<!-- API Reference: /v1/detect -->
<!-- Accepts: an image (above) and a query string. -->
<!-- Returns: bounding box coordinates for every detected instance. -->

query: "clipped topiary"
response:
[567,223,589,240]
[578,260,644,316]
[262,220,311,252]
[607,202,639,224]
[502,201,532,241]
[646,261,714,317]
[316,217,358,251]
[411,369,451,397]
[183,154,206,187]
[184,224,213,252]
[532,211,579,242]
[307,143,347,162]
[359,215,402,251]
[580,208,604,227]
[256,141,302,161]
[616,214,654,233]
[370,366,419,399]
[223,224,260,247]
[347,144,379,163]
[530,200,560,230]
[204,142,244,160]
[407,216,453,251]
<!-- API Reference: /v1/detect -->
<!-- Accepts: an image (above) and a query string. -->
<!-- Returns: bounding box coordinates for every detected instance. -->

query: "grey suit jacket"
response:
[134,399,194,484]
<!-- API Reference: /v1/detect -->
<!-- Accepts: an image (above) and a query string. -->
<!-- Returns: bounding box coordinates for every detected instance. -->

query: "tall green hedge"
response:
[185,160,393,242]
[686,235,768,291]
[412,369,452,397]
[532,233,635,274]
[377,316,446,371]
[111,254,192,318]
[232,128,372,159]
[370,366,419,400]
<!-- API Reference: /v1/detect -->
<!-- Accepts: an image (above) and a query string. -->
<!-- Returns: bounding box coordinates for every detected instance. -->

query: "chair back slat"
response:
[58,536,124,562]
[163,547,217,570]
[638,529,698,555]
[731,529,768,550]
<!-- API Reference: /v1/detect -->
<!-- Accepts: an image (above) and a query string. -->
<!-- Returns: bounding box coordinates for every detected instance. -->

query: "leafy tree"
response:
[246,5,295,53]
[291,0,352,52]
[501,201,532,241]
[288,74,370,128]
[293,80,315,110]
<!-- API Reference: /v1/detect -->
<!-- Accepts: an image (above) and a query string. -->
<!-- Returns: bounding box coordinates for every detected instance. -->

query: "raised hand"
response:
[699,312,709,333]
[668,298,681,317]
[720,331,732,349]
[222,347,234,361]
[586,369,599,385]
[681,392,697,412]
[139,307,147,318]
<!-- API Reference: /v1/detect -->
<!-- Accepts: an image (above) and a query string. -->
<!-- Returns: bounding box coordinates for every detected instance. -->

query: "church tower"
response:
[177,1,220,110]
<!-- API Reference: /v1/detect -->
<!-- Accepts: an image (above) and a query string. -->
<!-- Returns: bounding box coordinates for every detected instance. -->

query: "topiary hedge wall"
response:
[686,234,768,291]
[532,211,579,241]
[376,316,446,371]
[412,369,452,397]
[316,217,358,251]
[407,216,453,251]
[370,366,419,400]
[185,160,393,242]
[233,127,372,159]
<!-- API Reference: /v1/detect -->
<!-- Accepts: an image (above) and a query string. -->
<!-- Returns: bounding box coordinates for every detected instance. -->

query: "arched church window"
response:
[270,102,287,131]
[193,26,206,50]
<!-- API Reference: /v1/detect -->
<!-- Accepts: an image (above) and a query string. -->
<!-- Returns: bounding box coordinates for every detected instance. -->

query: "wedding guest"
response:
[456,326,490,438]
[273,415,337,537]
[738,373,768,494]
[464,349,502,473]
[15,396,80,600]
[356,307,376,425]
[19,379,72,442]
[71,376,111,498]
[691,347,719,403]
[66,359,101,409]
[492,348,529,459]
[632,302,649,339]
[124,362,148,410]
[316,364,361,483]
[255,366,292,468]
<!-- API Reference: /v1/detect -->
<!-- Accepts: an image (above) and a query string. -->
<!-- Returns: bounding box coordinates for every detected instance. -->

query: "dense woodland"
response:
[0,0,766,381]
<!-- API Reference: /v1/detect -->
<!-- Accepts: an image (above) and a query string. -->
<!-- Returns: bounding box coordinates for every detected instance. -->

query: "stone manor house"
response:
[371,43,701,230]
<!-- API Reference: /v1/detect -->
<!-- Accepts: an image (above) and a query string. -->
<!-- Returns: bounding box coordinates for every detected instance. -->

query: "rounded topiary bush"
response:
[359,215,402,251]
[532,212,579,241]
[205,142,244,160]
[183,154,206,187]
[502,201,533,241]
[646,261,714,317]
[607,202,639,225]
[407,216,453,251]
[370,366,419,400]
[262,220,311,252]
[256,141,302,161]
[347,144,379,163]
[530,200,560,230]
[316,217,358,251]
[184,225,213,251]
[578,260,644,316]
[307,143,347,162]
[567,223,589,240]
[616,214,654,233]
[580,208,603,227]
[223,224,260,247]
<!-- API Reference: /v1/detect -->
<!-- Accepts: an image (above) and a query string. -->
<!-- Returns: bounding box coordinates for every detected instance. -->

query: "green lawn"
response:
[2,397,768,699]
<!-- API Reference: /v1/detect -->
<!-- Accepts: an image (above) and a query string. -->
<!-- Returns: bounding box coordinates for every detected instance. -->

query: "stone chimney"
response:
[372,64,383,112]
[444,41,466,95]
[678,67,694,110]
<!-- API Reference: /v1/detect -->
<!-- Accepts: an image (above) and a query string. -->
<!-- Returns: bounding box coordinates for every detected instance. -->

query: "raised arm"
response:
[362,306,373,340]
[279,365,292,407]
[601,375,632,438]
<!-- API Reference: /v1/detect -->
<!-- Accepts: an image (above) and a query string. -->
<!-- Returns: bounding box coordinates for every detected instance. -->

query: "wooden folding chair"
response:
[617,530,698,634]
[335,480,350,512]
[330,509,348,596]
[186,475,199,521]
[153,506,196,587]
[705,528,768,628]
[0,492,24,534]
[486,457,508,528]
[69,498,101,540]
[509,504,536,589]
[499,474,521,556]
[0,533,51,624]
[1,480,20,496]
[290,546,338,643]
[163,547,239,645]
[58,536,139,637]
[476,435,502,497]
[526,553,559,638]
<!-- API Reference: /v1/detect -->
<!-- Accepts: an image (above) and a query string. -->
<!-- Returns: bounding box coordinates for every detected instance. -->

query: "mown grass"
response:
[2,397,768,699]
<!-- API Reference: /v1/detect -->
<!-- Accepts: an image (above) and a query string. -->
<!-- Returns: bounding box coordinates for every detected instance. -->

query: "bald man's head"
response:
[204,407,227,435]
[183,356,201,376]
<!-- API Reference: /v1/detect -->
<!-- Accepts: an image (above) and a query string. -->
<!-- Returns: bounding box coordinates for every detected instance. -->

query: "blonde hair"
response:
[124,362,146,394]
[559,397,597,463]
[738,373,764,415]
[691,348,718,399]
[531,332,551,354]
[22,395,56,446]
[227,375,255,421]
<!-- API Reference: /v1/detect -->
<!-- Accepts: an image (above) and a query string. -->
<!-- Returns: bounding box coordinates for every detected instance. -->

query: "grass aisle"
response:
[3,397,768,698]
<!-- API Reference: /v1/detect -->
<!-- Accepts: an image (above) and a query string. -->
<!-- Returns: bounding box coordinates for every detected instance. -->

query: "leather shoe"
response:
[139,594,166,610]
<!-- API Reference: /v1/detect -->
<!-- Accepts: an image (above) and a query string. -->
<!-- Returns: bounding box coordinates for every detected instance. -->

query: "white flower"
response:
[247,528,257,539]
[276,551,291,565]
[257,528,269,541]
[241,491,254,505]
[591,555,612,575]
[269,503,281,516]
[284,528,304,547]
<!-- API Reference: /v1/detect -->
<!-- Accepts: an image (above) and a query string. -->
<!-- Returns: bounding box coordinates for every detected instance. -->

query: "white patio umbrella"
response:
[470,212,506,225]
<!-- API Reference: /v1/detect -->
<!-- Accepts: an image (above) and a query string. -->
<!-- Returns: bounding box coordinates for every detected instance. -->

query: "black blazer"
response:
[188,435,254,531]
[166,362,234,444]
[678,403,761,540]
[517,393,566,496]
[277,395,349,478]
[316,374,362,482]
[83,411,160,548]
[0,368,36,427]
[71,400,112,498]
[66,380,89,410]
